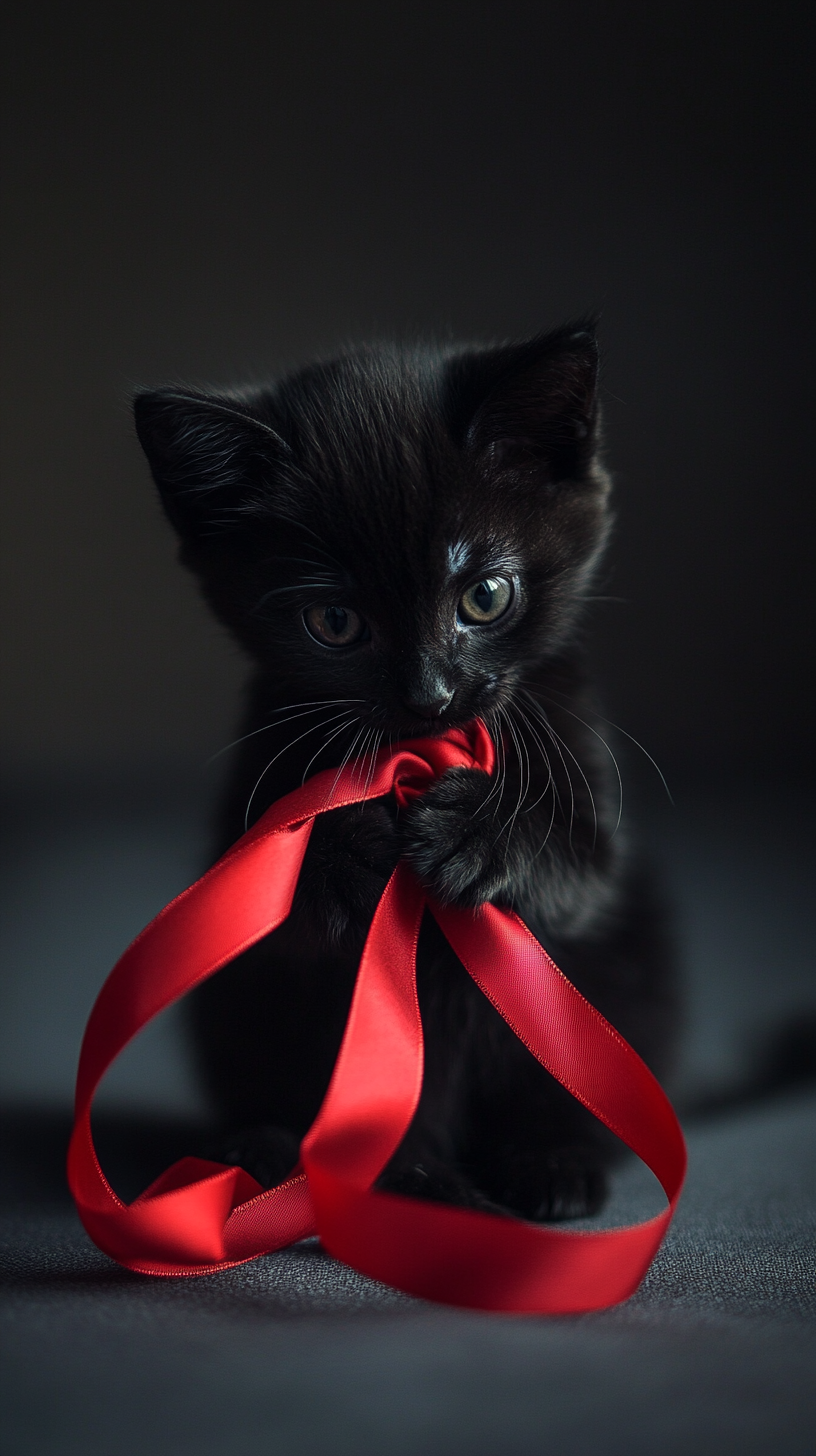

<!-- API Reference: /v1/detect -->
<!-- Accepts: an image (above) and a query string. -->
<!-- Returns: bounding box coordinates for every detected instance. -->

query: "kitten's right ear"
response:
[443,323,600,485]
[133,388,291,540]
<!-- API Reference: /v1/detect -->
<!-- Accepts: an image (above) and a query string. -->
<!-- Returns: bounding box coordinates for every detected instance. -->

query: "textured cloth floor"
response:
[2,1093,815,1455]
[1,777,815,1453]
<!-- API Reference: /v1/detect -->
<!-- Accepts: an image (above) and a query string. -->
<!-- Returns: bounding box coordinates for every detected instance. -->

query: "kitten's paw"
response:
[299,800,400,945]
[205,1125,301,1189]
[377,1157,500,1212]
[495,1148,609,1223]
[400,768,509,907]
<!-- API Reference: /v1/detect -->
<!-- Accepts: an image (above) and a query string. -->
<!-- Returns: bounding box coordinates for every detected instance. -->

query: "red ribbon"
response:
[68,720,686,1313]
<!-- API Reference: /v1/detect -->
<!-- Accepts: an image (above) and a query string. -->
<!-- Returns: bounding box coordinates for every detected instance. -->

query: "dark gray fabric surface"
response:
[2,1092,815,1455]
[1,780,815,1453]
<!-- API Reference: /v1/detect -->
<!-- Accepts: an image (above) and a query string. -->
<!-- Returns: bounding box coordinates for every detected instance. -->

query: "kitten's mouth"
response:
[391,704,495,739]
[391,716,453,739]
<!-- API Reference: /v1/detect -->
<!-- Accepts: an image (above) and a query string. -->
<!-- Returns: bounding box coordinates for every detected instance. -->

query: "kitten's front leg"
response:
[295,799,400,947]
[399,767,517,908]
[400,763,616,928]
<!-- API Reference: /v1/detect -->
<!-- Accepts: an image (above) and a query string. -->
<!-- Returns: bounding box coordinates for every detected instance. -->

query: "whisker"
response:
[356,725,374,795]
[477,711,505,814]
[253,580,338,612]
[482,707,508,818]
[510,700,561,859]
[527,689,625,836]
[288,557,343,573]
[353,726,375,795]
[499,707,529,856]
[495,708,509,814]
[363,727,384,797]
[522,696,576,848]
[531,770,559,861]
[267,697,364,716]
[540,686,673,806]
[243,708,357,830]
[509,700,555,814]
[523,699,599,853]
[370,710,389,795]
[328,721,369,803]
[511,708,532,816]
[209,699,363,763]
[489,705,514,848]
[362,724,380,792]
[286,527,347,575]
[300,714,360,785]
[515,693,574,832]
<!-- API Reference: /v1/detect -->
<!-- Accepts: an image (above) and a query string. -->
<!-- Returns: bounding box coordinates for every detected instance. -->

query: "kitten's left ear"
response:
[445,323,600,484]
[133,387,292,542]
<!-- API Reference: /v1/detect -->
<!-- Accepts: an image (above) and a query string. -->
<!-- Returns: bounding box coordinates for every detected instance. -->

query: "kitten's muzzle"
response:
[401,687,454,720]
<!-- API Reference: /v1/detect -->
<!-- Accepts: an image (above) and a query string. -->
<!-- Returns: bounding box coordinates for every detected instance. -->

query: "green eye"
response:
[304,604,366,647]
[458,577,513,625]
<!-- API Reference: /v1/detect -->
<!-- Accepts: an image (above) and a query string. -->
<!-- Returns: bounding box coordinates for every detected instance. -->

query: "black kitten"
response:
[135,323,675,1222]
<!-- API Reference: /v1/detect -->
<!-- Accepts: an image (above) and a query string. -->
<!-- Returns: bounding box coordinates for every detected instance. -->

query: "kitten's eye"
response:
[458,577,513,626]
[304,604,367,647]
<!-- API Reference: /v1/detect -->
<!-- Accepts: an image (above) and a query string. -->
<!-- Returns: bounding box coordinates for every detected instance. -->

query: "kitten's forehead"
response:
[291,526,520,624]
[292,468,530,605]
[444,533,520,571]
[283,348,434,477]
[446,539,472,574]
[279,353,458,573]
[273,342,588,596]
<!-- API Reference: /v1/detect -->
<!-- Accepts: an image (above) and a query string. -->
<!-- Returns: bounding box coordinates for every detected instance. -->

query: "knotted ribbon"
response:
[68,719,685,1313]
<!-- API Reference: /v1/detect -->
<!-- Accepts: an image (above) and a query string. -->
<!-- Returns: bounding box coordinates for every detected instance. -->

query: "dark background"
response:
[2,0,814,785]
[1,0,815,1110]
[2,12,816,1452]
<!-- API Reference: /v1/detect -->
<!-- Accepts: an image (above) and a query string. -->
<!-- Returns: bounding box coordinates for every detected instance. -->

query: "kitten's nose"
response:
[402,688,454,719]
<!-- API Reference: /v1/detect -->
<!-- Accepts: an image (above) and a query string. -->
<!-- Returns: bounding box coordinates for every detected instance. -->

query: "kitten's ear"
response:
[445,323,600,483]
[133,388,291,539]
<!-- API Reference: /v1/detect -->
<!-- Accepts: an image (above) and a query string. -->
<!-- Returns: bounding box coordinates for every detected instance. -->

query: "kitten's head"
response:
[135,324,611,738]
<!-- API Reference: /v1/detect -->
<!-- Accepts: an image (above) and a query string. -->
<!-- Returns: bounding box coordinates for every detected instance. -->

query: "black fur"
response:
[135,323,676,1222]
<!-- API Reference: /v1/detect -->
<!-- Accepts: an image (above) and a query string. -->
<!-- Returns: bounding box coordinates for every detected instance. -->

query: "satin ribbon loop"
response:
[68,718,686,1310]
